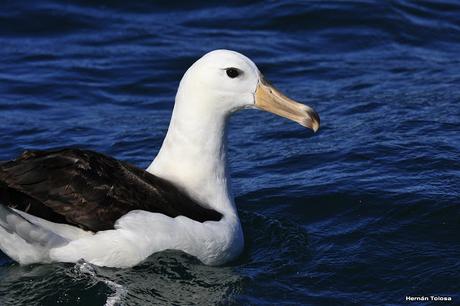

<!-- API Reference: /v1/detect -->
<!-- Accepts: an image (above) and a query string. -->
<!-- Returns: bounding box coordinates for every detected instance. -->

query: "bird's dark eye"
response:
[226,68,239,78]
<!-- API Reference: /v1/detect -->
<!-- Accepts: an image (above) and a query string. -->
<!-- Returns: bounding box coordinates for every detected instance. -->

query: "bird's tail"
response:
[0,203,68,264]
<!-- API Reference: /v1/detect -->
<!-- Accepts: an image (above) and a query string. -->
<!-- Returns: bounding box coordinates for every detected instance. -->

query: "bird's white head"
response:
[175,49,320,131]
[149,49,320,215]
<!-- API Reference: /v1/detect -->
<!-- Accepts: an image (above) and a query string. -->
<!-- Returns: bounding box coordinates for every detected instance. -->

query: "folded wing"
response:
[0,149,222,232]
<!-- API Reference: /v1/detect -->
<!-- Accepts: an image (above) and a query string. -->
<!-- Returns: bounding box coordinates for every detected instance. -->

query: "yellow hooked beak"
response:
[255,77,320,132]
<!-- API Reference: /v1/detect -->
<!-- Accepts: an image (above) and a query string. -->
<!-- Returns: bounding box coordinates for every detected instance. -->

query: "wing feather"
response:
[0,149,222,231]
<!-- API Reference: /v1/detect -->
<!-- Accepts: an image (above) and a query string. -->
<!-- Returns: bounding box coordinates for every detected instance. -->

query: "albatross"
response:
[0,50,319,267]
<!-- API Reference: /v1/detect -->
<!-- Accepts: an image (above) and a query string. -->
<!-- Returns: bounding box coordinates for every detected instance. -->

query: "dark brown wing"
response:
[0,149,222,231]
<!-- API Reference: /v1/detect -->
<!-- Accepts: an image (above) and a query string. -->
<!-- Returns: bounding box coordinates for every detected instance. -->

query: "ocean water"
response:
[0,0,459,305]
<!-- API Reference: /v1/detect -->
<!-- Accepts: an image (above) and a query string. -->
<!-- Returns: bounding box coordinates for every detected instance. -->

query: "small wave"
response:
[75,261,127,306]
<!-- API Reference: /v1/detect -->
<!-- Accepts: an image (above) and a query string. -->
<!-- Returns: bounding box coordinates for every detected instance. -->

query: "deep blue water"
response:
[0,0,459,305]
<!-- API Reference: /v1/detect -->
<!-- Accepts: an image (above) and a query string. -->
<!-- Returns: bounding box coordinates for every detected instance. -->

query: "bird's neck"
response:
[147,101,236,216]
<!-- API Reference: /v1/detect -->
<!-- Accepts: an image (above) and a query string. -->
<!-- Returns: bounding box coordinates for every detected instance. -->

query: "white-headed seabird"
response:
[0,50,319,267]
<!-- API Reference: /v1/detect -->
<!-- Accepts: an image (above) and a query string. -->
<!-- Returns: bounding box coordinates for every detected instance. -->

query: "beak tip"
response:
[312,123,320,133]
[305,109,320,133]
[299,118,320,132]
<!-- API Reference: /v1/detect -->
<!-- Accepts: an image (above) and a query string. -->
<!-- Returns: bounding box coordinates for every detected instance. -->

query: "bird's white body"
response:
[0,50,318,267]
[0,207,242,267]
[52,211,243,267]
